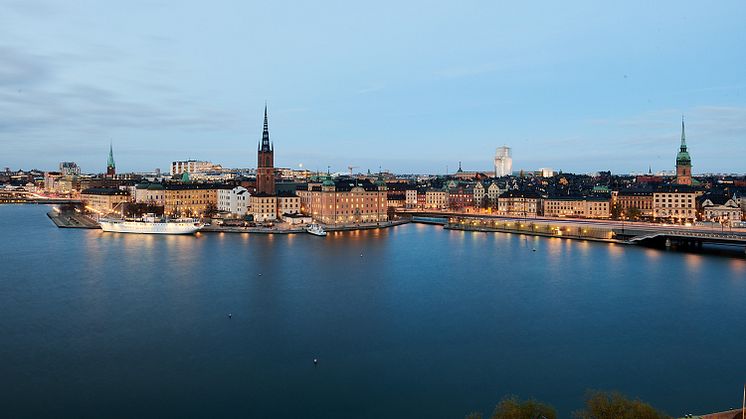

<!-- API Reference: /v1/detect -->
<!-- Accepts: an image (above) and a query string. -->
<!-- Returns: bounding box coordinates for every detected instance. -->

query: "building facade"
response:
[134,182,166,206]
[425,190,448,210]
[497,191,540,216]
[170,160,218,177]
[698,194,743,223]
[81,188,130,215]
[542,197,610,218]
[615,189,654,219]
[217,186,250,216]
[652,187,699,222]
[298,178,388,225]
[164,184,221,217]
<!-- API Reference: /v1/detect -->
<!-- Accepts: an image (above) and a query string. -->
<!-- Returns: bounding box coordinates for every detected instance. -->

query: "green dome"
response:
[322,179,335,187]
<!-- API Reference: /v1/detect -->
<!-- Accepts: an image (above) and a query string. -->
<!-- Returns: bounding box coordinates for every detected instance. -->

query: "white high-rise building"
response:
[494,146,512,177]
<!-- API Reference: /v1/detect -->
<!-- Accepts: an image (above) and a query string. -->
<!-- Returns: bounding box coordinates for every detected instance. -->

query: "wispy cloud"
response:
[0,45,237,135]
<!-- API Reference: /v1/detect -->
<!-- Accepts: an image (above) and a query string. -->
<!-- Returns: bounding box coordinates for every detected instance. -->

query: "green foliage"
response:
[573,391,671,419]
[626,207,642,221]
[491,396,557,419]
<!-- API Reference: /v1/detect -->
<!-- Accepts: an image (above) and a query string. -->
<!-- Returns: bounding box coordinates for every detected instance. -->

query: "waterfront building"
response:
[387,195,406,209]
[447,183,474,210]
[134,182,165,206]
[163,183,222,217]
[486,182,502,207]
[473,182,485,207]
[652,186,700,222]
[675,117,693,186]
[494,146,512,177]
[217,186,250,217]
[297,177,388,224]
[106,143,116,178]
[473,180,502,208]
[542,197,610,218]
[697,193,743,223]
[405,189,418,208]
[615,189,654,219]
[425,189,448,210]
[81,187,130,215]
[497,190,540,216]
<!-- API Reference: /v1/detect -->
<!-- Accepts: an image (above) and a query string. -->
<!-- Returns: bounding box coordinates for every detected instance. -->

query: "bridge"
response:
[398,209,746,254]
[618,228,746,249]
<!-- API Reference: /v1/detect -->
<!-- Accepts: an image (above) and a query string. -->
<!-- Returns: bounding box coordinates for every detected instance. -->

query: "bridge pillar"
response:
[665,238,672,248]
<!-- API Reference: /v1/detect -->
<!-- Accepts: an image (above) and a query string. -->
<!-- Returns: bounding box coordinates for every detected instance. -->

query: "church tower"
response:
[106,142,116,177]
[256,105,275,195]
[675,117,692,185]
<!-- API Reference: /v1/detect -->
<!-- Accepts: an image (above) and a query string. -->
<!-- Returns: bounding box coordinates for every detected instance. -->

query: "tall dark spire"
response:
[260,103,272,152]
[680,115,687,151]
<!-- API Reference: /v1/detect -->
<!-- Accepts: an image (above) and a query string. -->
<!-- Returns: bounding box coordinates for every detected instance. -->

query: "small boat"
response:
[99,214,203,235]
[305,223,327,237]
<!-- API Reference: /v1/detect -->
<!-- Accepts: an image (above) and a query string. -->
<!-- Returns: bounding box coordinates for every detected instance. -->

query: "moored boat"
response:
[99,214,203,235]
[305,223,327,236]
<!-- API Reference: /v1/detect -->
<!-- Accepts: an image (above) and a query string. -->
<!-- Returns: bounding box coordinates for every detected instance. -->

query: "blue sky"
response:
[1,0,745,174]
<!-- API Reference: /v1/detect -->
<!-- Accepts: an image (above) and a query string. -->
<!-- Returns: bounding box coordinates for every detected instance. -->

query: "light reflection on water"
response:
[2,205,746,419]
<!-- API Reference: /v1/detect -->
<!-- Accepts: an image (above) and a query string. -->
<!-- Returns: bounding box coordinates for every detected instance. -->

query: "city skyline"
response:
[1,1,745,173]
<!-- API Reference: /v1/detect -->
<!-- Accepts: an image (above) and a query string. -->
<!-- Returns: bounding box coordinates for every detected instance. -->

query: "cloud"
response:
[0,45,237,136]
[0,47,52,87]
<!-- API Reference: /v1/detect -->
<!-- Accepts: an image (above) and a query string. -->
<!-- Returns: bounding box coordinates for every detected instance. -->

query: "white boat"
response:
[305,223,327,236]
[99,214,203,235]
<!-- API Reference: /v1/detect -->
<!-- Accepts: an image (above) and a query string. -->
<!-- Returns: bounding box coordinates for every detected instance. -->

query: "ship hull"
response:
[99,220,202,235]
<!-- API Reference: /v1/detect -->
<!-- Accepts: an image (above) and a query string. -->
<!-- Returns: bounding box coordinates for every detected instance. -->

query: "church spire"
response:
[107,141,115,168]
[260,103,271,152]
[680,115,687,151]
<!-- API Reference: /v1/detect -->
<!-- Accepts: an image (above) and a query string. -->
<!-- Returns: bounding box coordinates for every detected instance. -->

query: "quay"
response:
[47,210,100,229]
[201,219,409,234]
[401,210,746,255]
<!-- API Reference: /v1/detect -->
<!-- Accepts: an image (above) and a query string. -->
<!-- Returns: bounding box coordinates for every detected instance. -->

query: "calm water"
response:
[1,205,745,418]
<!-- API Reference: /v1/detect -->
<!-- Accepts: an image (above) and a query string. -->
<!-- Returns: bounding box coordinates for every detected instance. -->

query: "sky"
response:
[1,0,745,175]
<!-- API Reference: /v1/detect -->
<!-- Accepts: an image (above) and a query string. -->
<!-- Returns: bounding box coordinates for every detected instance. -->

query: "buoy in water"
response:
[313,358,318,365]
[228,313,232,318]
[532,248,536,252]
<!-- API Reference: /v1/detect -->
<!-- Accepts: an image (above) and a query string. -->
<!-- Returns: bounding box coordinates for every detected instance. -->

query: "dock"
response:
[46,211,101,229]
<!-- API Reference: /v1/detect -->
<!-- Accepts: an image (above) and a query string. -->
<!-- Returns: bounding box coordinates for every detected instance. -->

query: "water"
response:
[1,205,745,418]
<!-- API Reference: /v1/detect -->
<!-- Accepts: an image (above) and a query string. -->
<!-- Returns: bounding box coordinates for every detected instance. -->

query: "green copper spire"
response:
[107,142,115,169]
[676,116,691,166]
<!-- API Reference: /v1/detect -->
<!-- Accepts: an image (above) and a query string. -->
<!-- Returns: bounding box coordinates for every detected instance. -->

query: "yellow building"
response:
[164,184,221,217]
[81,188,130,215]
[543,197,610,218]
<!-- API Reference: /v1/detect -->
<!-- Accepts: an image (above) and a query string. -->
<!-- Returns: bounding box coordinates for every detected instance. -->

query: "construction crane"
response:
[347,166,358,176]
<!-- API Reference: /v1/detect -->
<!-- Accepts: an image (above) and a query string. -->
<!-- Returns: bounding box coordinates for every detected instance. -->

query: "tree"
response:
[573,391,671,419]
[610,203,622,220]
[491,396,557,419]
[204,202,218,218]
[626,207,641,221]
